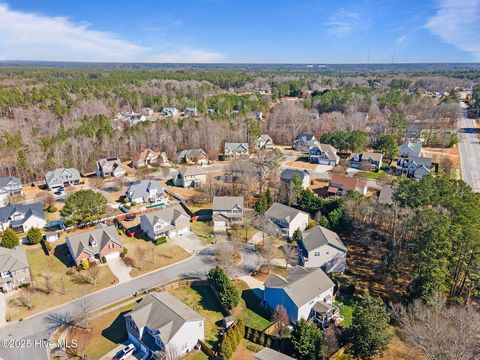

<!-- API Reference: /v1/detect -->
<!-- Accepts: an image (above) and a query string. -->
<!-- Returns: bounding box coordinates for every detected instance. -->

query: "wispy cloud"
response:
[426,0,480,60]
[324,8,362,38]
[0,3,224,62]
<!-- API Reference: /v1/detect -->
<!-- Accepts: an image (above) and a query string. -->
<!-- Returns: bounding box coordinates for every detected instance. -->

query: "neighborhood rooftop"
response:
[212,196,244,211]
[300,225,347,253]
[0,247,28,273]
[66,223,122,260]
[265,202,308,222]
[142,203,189,225]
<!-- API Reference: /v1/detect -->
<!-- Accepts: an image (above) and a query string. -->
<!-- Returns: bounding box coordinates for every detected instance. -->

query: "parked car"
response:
[125,214,136,221]
[113,344,135,360]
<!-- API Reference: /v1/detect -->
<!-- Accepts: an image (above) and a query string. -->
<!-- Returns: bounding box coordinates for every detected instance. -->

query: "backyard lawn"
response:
[232,280,272,330]
[7,242,117,321]
[363,170,386,180]
[119,234,191,277]
[170,284,226,348]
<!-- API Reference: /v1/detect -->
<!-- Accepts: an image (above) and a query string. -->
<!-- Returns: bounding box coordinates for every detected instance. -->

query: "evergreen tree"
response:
[291,318,323,360]
[254,193,268,214]
[265,189,273,207]
[60,189,108,226]
[1,229,19,249]
[291,228,302,244]
[26,227,42,245]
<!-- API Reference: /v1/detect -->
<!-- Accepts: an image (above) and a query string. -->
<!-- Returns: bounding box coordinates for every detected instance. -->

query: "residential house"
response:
[177,149,208,165]
[0,203,46,233]
[263,265,336,324]
[254,89,268,95]
[125,292,204,357]
[280,169,311,190]
[298,226,347,272]
[126,180,165,204]
[0,176,23,196]
[256,134,274,150]
[397,156,433,179]
[44,168,81,190]
[348,151,383,171]
[0,247,31,293]
[207,108,216,115]
[250,111,263,120]
[399,141,422,158]
[292,134,318,153]
[140,107,154,117]
[96,157,126,178]
[253,348,294,360]
[265,202,309,238]
[184,107,198,117]
[175,167,207,188]
[66,223,124,265]
[140,204,191,240]
[327,174,367,196]
[212,196,244,229]
[224,143,249,159]
[308,144,340,166]
[161,107,179,117]
[132,149,165,168]
[0,191,8,207]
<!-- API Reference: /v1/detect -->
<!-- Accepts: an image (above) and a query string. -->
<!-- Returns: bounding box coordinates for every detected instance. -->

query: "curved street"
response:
[0,243,261,360]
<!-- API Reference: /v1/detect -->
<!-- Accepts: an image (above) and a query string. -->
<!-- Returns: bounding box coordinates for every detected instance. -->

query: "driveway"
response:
[171,232,204,253]
[0,244,261,360]
[0,294,6,327]
[107,257,132,282]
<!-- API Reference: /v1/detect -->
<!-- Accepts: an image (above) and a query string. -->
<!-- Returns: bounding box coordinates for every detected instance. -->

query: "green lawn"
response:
[227,224,258,241]
[184,350,209,360]
[363,170,385,180]
[191,221,215,245]
[170,284,226,348]
[232,280,272,330]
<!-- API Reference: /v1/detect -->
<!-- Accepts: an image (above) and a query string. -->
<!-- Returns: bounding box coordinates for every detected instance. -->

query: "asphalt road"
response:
[458,104,480,192]
[0,244,260,360]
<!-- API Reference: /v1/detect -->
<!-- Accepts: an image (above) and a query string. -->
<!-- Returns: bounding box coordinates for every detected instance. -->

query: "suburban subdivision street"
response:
[458,103,480,192]
[0,244,261,360]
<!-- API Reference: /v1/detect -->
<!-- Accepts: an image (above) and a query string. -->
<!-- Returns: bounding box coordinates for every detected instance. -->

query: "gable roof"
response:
[177,148,207,160]
[97,157,124,172]
[360,151,383,162]
[294,133,316,142]
[127,292,203,345]
[253,348,295,360]
[0,202,45,225]
[280,169,309,182]
[224,143,249,152]
[0,247,29,273]
[66,224,123,260]
[258,134,273,143]
[330,174,366,191]
[45,168,81,187]
[265,265,334,307]
[141,204,190,226]
[0,176,21,188]
[126,180,164,200]
[178,167,206,177]
[265,202,308,223]
[212,196,244,212]
[309,144,339,161]
[300,225,347,252]
[409,156,432,168]
[132,149,160,163]
[399,141,422,156]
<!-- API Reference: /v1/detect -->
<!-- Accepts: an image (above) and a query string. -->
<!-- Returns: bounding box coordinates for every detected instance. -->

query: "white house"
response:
[0,203,46,233]
[175,167,207,188]
[292,134,318,153]
[126,179,165,204]
[224,143,249,159]
[280,169,311,190]
[125,292,204,357]
[212,196,244,230]
[96,157,126,178]
[308,144,340,166]
[264,202,309,238]
[298,226,347,272]
[256,134,274,150]
[0,176,23,196]
[44,168,81,190]
[140,204,191,240]
[263,265,335,323]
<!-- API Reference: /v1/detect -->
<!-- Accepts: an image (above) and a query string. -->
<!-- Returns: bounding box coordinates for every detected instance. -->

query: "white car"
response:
[113,344,135,360]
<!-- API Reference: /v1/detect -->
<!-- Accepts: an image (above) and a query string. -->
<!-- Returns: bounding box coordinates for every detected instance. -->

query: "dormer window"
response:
[90,240,97,247]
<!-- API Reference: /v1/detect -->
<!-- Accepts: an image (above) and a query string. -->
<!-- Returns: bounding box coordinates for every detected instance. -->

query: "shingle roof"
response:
[253,347,295,360]
[360,151,383,162]
[126,180,164,200]
[141,204,190,227]
[127,292,203,345]
[178,167,206,176]
[330,174,366,191]
[295,133,316,142]
[265,203,308,223]
[45,168,81,187]
[410,156,432,168]
[309,143,339,161]
[280,169,309,182]
[0,247,28,273]
[177,148,207,160]
[264,265,335,307]
[0,203,45,225]
[0,176,21,188]
[224,143,249,152]
[212,196,244,212]
[66,224,123,260]
[399,141,422,157]
[132,149,160,163]
[300,225,347,252]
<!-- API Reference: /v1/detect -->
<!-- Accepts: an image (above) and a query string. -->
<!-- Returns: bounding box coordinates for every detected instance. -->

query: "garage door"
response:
[104,252,120,260]
[177,227,189,235]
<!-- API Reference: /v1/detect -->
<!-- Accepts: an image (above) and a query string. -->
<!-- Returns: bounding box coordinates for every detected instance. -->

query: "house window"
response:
[109,243,114,249]
[314,251,320,256]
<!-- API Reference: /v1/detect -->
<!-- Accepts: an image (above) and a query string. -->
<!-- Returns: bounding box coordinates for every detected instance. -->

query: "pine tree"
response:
[265,189,273,207]
[1,229,19,249]
[254,193,267,214]
[26,227,42,245]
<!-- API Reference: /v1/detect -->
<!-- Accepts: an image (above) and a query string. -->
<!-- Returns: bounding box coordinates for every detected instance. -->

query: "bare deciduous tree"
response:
[134,247,148,270]
[271,304,289,336]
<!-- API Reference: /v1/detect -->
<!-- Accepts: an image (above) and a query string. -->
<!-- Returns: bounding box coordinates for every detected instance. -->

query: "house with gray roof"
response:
[292,133,318,153]
[0,202,46,233]
[308,144,340,166]
[125,291,204,357]
[126,180,165,204]
[140,204,191,240]
[298,226,347,272]
[265,202,309,238]
[44,168,81,190]
[212,196,244,229]
[161,107,179,117]
[399,141,422,158]
[96,157,126,178]
[397,156,433,179]
[177,148,208,165]
[66,223,124,266]
[175,167,207,188]
[256,134,274,150]
[280,169,311,189]
[348,151,383,171]
[263,265,336,323]
[253,348,294,360]
[224,143,249,159]
[184,107,198,117]
[0,176,23,196]
[0,247,31,293]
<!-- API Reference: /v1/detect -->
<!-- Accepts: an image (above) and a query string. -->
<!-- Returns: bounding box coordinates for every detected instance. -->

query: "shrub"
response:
[47,206,57,213]
[207,266,240,309]
[1,229,19,249]
[26,227,42,245]
[81,258,90,270]
[101,256,107,263]
[131,201,137,206]
[155,236,167,245]
[77,263,84,271]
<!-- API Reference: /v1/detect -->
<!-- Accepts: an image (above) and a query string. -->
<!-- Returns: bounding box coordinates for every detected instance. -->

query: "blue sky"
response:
[0,0,479,63]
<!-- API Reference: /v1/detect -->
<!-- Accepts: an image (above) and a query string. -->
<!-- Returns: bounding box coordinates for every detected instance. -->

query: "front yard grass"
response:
[363,170,385,180]
[119,234,190,277]
[227,224,258,241]
[191,221,215,245]
[7,242,117,321]
[232,280,272,330]
[170,284,226,348]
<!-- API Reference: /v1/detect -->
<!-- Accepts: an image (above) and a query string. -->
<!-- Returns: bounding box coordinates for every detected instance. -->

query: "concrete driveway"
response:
[171,232,204,253]
[107,257,132,282]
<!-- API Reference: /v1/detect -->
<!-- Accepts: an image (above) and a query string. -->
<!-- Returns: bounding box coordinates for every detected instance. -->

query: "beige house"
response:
[0,247,31,293]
